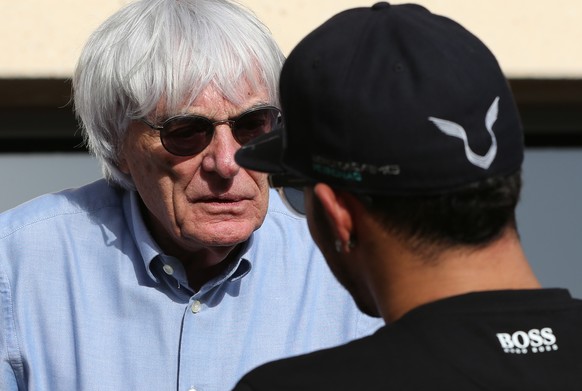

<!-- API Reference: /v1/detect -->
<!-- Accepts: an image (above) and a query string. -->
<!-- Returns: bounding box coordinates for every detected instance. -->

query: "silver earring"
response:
[335,236,356,253]
[334,239,342,253]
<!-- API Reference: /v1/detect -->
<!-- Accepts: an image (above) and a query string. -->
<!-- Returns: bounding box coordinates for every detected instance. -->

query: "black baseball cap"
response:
[235,2,524,196]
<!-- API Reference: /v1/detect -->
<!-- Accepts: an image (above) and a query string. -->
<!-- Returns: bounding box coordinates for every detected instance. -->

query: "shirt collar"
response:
[123,190,164,283]
[122,189,252,288]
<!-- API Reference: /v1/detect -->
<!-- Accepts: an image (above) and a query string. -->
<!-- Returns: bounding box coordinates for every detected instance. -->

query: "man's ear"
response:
[117,156,130,174]
[116,138,130,174]
[313,183,354,248]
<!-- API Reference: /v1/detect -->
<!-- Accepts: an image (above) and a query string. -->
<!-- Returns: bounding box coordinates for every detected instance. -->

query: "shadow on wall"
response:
[0,153,102,212]
[517,148,582,298]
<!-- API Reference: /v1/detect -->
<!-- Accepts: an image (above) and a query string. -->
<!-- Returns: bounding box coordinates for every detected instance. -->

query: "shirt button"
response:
[191,300,202,313]
[163,264,174,275]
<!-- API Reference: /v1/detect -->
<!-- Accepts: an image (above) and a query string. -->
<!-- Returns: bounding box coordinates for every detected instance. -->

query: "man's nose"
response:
[200,125,241,178]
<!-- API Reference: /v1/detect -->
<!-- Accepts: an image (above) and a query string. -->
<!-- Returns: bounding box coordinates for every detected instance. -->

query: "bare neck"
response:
[362,229,541,323]
[178,244,243,292]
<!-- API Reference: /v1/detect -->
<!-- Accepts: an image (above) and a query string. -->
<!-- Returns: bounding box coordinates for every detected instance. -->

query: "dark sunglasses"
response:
[141,105,282,156]
[269,173,313,216]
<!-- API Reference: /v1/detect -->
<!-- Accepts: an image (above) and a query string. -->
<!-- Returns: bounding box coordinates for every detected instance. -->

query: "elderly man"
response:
[0,1,379,390]
[232,2,582,389]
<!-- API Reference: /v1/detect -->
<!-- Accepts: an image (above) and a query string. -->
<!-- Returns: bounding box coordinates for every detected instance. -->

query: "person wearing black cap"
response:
[232,2,582,389]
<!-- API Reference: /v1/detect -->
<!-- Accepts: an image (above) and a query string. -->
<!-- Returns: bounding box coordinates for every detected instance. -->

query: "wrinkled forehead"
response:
[153,74,272,118]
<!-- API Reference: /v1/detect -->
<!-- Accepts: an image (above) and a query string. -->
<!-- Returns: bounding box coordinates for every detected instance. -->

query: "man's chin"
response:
[188,221,257,248]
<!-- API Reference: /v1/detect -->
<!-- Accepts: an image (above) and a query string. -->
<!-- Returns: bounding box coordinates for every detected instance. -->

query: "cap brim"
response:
[235,127,286,174]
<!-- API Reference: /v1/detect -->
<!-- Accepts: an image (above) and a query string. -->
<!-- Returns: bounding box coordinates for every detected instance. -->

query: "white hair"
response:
[73,0,285,189]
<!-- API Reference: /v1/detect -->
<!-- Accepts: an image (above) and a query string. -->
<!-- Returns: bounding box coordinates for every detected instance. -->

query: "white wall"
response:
[1,0,582,78]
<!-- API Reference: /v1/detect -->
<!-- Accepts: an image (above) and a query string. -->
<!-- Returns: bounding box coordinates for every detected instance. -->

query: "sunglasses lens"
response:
[156,107,281,156]
[234,108,281,145]
[161,117,213,156]
[280,187,306,216]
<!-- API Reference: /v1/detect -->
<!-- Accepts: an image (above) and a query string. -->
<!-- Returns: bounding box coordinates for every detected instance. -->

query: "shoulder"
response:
[249,189,325,270]
[0,179,124,240]
[234,329,403,390]
[263,188,306,223]
[253,189,314,247]
[235,325,452,390]
[249,189,383,335]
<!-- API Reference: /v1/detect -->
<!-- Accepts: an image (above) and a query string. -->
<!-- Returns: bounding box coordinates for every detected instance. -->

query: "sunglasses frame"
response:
[141,105,281,156]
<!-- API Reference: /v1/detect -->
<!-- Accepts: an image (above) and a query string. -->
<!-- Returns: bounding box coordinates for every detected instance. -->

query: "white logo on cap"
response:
[428,97,499,169]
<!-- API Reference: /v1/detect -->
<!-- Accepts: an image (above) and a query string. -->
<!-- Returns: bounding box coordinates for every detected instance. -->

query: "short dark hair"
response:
[359,171,522,260]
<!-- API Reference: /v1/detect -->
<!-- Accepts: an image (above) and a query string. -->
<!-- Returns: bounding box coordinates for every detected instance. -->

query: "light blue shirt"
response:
[0,179,380,391]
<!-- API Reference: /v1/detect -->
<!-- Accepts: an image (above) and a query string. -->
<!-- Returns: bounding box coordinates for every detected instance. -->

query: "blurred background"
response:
[1,0,581,296]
